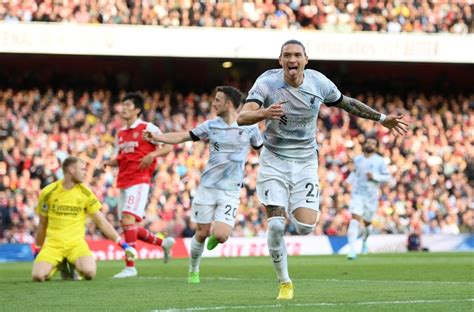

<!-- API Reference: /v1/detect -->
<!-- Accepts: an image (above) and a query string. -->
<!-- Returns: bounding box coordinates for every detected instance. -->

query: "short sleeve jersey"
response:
[116,119,162,189]
[246,68,342,162]
[191,117,263,191]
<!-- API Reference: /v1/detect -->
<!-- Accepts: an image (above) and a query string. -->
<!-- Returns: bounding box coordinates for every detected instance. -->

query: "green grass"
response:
[0,253,473,311]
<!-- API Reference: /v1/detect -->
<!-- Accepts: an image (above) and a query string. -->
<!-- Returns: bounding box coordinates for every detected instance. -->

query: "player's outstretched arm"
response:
[138,145,173,170]
[335,95,409,135]
[90,212,137,258]
[35,215,48,247]
[142,131,192,144]
[237,101,285,126]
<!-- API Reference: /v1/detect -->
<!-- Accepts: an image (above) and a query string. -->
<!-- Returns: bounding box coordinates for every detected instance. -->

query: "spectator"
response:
[0,1,472,33]
[0,85,471,241]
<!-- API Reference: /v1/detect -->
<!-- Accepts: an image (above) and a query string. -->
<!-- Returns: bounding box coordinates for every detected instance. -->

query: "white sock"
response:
[267,217,291,283]
[347,219,360,255]
[189,236,204,273]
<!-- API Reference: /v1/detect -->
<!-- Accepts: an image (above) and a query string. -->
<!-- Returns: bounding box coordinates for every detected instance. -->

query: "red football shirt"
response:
[116,119,162,189]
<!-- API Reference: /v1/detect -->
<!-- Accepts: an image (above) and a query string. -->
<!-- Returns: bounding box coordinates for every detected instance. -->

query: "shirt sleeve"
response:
[322,76,343,106]
[250,126,264,149]
[372,157,391,183]
[35,188,48,217]
[146,122,163,146]
[190,121,210,141]
[86,190,102,215]
[146,122,162,135]
[245,77,268,107]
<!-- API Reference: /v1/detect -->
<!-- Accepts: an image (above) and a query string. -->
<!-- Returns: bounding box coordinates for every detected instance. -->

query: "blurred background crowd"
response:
[0,83,472,243]
[0,0,472,33]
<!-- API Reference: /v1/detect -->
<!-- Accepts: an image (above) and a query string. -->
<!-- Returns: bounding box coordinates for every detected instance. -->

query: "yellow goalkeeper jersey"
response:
[36,180,102,243]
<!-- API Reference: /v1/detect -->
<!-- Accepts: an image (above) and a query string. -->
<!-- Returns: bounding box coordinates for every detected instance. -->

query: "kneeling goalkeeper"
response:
[32,156,137,282]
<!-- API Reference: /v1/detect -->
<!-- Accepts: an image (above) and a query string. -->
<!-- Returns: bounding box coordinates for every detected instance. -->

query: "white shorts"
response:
[191,185,241,228]
[118,183,151,221]
[256,148,320,214]
[349,195,378,222]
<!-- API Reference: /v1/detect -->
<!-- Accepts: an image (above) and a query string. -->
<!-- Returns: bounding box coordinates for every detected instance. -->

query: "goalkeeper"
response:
[32,156,137,282]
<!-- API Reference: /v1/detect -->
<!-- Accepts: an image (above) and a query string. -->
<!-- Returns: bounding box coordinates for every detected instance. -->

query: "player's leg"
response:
[114,184,148,278]
[73,256,96,280]
[136,226,175,263]
[67,239,96,280]
[32,261,55,282]
[265,205,291,284]
[207,189,240,250]
[257,149,293,299]
[288,159,320,236]
[32,243,63,282]
[361,199,378,255]
[188,195,214,283]
[347,213,363,260]
[188,222,211,284]
[207,222,233,251]
[126,184,175,262]
[114,213,139,278]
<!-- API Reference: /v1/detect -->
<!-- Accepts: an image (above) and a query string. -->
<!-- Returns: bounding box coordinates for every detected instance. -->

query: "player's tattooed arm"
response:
[265,205,286,218]
[335,95,381,121]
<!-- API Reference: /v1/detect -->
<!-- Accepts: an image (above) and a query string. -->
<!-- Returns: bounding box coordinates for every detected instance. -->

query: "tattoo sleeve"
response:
[265,205,286,218]
[336,95,381,121]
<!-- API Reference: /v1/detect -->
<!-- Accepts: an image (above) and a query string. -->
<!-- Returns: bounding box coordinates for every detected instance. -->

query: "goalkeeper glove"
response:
[116,238,138,260]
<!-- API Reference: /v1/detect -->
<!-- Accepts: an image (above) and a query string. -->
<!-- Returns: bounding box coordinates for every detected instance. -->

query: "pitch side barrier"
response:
[0,234,472,262]
[0,23,473,63]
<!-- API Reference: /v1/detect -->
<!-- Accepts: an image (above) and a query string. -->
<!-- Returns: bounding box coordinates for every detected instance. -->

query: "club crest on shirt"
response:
[133,132,139,139]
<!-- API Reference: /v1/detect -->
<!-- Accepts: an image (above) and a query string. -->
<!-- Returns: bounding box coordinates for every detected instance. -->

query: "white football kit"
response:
[246,68,342,213]
[347,153,390,222]
[190,117,263,227]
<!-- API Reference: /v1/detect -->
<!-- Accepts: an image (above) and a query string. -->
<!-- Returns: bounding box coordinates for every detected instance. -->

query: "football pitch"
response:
[0,253,472,311]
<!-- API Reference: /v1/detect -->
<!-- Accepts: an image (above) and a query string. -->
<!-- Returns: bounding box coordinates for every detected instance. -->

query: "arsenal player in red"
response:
[103,92,175,278]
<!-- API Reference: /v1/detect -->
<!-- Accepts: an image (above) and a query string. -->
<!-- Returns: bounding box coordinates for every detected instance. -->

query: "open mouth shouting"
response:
[288,65,298,75]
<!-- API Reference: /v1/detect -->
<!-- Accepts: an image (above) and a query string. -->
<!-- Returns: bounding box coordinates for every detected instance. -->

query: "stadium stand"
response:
[0,67,472,243]
[0,0,472,33]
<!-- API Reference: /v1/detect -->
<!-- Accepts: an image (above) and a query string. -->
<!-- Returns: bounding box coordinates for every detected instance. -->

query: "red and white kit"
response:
[116,119,161,221]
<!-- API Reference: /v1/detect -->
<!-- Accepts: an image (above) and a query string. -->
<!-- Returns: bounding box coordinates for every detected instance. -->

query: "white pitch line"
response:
[151,298,474,312]
[138,276,474,285]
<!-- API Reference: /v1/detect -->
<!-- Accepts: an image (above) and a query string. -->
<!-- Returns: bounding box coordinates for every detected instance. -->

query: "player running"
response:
[143,86,263,284]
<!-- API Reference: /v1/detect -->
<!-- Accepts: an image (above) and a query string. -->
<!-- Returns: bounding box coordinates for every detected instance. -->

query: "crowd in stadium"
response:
[0,0,472,33]
[0,86,472,244]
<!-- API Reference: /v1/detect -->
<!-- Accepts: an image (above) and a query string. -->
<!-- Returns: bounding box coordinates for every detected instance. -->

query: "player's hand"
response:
[263,102,286,120]
[139,153,154,170]
[367,172,374,181]
[381,114,409,136]
[118,240,138,260]
[142,130,155,142]
[32,245,41,258]
[124,245,138,261]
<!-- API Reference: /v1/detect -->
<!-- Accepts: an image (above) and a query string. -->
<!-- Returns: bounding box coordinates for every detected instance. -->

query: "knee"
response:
[268,217,286,236]
[32,273,48,282]
[80,268,96,280]
[214,233,229,244]
[121,214,136,226]
[294,220,315,235]
[196,228,210,241]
